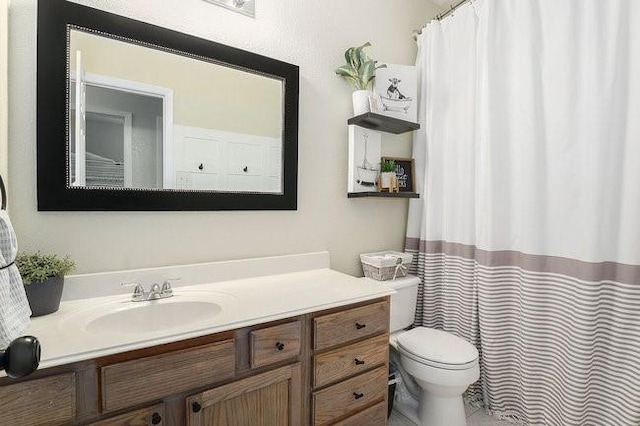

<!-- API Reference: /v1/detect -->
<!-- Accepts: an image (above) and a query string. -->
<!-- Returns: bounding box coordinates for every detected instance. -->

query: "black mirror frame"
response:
[37,0,299,211]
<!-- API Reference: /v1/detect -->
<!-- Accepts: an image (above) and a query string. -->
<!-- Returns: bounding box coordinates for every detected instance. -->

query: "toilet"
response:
[382,275,480,426]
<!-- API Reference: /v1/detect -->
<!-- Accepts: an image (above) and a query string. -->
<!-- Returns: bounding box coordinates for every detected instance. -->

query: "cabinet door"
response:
[186,363,301,426]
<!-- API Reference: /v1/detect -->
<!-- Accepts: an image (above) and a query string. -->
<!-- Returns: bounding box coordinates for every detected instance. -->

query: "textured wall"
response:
[7,0,441,275]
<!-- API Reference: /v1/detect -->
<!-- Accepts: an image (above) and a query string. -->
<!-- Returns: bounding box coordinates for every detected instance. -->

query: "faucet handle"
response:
[161,278,180,295]
[121,282,145,301]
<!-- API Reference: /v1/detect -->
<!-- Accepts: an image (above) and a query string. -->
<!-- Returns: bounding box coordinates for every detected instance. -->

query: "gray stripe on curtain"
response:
[406,238,640,286]
[406,238,640,426]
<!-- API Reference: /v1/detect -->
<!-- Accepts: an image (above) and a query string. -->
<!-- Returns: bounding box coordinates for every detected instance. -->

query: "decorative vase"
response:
[352,90,370,116]
[381,172,395,189]
[24,276,64,317]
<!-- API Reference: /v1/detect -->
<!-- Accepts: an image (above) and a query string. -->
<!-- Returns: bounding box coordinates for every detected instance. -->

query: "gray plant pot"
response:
[24,276,64,317]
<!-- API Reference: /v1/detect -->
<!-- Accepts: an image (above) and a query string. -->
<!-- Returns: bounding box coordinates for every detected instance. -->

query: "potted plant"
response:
[16,252,75,317]
[335,42,386,115]
[380,159,396,189]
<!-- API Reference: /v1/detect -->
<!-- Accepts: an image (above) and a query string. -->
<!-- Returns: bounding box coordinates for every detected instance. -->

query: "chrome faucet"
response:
[123,279,178,302]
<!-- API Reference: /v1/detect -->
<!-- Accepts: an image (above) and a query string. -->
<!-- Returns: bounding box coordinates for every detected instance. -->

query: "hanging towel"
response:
[0,209,31,350]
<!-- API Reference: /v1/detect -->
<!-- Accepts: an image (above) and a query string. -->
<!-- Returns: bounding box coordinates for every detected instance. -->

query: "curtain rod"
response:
[412,0,473,40]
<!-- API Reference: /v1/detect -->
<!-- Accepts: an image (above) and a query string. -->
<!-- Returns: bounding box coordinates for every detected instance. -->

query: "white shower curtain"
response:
[407,1,640,425]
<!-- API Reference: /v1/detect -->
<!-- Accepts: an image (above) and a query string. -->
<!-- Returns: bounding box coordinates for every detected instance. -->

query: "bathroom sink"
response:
[85,300,222,334]
[61,291,237,336]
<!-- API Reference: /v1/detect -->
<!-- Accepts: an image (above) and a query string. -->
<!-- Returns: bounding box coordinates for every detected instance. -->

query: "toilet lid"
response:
[396,327,478,369]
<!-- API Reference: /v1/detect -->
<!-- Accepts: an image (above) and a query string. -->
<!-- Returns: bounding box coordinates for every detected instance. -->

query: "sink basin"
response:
[61,291,237,336]
[85,300,222,334]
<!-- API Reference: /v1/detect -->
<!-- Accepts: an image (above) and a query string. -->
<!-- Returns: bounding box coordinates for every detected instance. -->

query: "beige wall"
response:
[0,0,7,188]
[70,30,283,138]
[8,0,442,276]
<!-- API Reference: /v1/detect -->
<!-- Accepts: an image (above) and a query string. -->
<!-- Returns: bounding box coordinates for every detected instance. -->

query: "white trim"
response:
[71,71,174,101]
[156,116,172,188]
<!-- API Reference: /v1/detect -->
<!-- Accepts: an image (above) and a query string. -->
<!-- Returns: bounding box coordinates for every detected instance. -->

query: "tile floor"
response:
[389,403,512,426]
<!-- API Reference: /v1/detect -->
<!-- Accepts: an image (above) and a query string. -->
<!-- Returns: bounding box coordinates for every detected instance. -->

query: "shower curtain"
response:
[407,1,640,425]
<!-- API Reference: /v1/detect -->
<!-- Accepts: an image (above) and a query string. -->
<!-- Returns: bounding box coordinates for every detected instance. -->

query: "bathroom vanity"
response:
[0,253,392,426]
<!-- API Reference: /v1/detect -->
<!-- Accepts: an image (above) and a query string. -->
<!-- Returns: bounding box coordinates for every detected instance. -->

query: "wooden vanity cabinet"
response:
[311,300,390,425]
[0,297,389,426]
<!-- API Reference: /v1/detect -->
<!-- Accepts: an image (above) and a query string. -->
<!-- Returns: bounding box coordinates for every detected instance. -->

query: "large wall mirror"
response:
[37,0,298,210]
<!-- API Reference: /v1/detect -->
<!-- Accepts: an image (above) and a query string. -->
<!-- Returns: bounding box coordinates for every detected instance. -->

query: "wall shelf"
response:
[347,192,420,199]
[347,113,420,135]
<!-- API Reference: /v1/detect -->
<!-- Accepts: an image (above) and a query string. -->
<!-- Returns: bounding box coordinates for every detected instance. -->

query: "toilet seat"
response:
[396,327,479,371]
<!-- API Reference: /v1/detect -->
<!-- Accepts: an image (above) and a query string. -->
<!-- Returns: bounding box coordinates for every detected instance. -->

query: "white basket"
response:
[360,251,413,281]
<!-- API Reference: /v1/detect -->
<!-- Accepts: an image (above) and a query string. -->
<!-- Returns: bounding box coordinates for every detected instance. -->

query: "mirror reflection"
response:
[68,28,285,193]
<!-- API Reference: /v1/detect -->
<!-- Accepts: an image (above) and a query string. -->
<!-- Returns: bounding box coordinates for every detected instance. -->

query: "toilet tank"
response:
[383,275,420,332]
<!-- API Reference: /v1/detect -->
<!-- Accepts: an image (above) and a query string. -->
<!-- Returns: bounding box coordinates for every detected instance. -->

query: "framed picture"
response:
[374,64,418,123]
[382,157,415,193]
[348,126,381,193]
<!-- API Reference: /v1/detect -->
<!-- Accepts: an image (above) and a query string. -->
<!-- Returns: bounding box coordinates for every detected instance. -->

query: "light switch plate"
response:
[203,0,255,18]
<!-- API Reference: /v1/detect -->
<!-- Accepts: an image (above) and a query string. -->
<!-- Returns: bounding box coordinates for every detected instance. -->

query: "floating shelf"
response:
[347,113,420,135]
[347,192,420,199]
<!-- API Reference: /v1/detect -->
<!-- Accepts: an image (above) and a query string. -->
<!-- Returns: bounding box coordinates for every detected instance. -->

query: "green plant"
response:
[381,159,396,173]
[335,42,386,90]
[16,252,75,285]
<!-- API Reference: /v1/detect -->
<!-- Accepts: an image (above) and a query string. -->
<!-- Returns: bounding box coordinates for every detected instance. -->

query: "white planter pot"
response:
[381,172,395,189]
[352,90,370,116]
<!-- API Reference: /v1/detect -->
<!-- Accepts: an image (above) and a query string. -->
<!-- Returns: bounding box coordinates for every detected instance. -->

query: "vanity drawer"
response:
[312,365,387,425]
[332,400,387,426]
[314,300,389,350]
[314,333,389,388]
[0,373,76,426]
[89,403,165,425]
[250,320,301,368]
[101,339,235,413]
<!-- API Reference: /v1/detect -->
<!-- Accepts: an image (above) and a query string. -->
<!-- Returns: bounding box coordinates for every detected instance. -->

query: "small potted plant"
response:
[335,42,386,115]
[380,159,396,189]
[16,252,75,317]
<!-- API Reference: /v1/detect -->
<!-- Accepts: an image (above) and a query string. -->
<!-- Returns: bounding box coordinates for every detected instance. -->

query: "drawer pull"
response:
[198,163,204,171]
[355,322,366,330]
[353,392,364,400]
[354,358,365,365]
[275,341,285,351]
[151,412,162,425]
[192,401,202,413]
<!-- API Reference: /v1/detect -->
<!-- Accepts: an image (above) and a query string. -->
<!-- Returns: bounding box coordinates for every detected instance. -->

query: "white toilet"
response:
[383,275,480,426]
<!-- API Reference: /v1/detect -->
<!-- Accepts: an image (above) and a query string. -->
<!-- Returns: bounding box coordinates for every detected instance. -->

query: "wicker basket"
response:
[360,251,413,281]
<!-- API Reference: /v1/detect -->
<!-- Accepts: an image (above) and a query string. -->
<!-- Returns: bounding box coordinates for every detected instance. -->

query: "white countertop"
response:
[25,268,393,371]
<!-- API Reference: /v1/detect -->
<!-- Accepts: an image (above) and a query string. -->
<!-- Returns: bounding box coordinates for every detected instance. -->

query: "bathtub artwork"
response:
[374,64,418,123]
[347,125,381,193]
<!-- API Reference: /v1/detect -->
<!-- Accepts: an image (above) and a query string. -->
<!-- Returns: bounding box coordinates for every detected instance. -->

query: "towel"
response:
[0,210,31,350]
